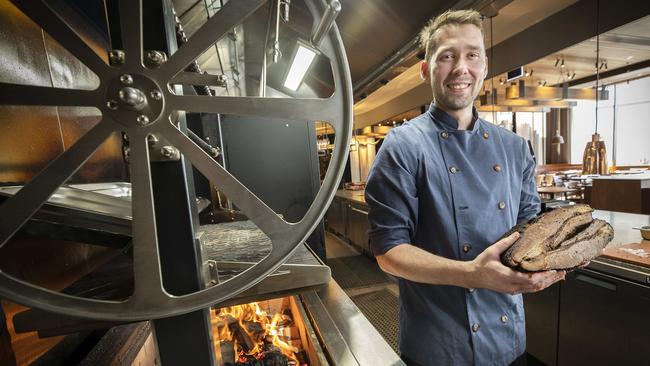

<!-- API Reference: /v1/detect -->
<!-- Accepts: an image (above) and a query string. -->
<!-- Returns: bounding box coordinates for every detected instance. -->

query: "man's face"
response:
[421,23,487,113]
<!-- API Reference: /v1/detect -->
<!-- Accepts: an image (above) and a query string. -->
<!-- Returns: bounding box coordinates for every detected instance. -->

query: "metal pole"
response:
[311,0,341,46]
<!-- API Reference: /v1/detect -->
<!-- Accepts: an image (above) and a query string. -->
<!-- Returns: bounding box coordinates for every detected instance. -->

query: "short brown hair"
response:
[419,10,484,64]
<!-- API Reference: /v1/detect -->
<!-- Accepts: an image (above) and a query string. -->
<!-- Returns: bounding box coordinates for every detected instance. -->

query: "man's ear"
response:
[420,60,429,81]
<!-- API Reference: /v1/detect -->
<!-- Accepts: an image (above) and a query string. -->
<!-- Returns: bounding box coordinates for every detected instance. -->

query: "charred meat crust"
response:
[500,205,613,272]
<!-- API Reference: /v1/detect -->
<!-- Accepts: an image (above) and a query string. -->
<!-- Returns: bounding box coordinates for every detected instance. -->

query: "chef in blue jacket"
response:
[365,9,566,366]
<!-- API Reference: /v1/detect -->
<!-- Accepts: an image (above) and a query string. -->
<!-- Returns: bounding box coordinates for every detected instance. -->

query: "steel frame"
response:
[0,0,352,321]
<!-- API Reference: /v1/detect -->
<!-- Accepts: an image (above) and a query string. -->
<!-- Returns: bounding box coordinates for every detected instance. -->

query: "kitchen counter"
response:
[335,189,367,206]
[591,171,650,183]
[591,173,650,214]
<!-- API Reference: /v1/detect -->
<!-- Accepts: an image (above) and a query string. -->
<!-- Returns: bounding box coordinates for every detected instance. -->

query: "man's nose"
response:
[452,58,469,76]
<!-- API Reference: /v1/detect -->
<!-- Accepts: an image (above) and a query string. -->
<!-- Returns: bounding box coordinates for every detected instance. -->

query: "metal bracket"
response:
[204,260,219,287]
[147,134,181,162]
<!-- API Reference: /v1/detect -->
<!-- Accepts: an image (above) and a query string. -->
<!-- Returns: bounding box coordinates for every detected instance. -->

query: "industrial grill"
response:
[0,0,404,364]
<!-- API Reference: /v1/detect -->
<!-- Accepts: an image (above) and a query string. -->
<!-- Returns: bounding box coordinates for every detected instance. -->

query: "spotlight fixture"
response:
[560,57,565,68]
[283,41,318,91]
[525,70,530,77]
[570,72,576,80]
[378,123,382,127]
[542,80,547,87]
[554,56,560,67]
[499,78,505,85]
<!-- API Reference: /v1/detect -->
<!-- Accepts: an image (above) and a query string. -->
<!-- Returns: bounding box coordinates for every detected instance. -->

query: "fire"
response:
[212,301,306,365]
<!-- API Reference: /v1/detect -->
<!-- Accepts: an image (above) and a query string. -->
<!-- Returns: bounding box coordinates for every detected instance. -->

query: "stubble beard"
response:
[434,81,482,112]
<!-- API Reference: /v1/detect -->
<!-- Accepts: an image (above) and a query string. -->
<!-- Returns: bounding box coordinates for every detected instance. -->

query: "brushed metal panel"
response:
[0,106,64,183]
[0,1,51,87]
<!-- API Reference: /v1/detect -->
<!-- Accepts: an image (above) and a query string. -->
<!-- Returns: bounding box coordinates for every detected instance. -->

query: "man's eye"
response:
[468,53,479,59]
[441,54,454,60]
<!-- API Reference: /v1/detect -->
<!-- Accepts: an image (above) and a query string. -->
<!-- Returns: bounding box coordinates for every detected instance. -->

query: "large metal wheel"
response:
[0,0,352,321]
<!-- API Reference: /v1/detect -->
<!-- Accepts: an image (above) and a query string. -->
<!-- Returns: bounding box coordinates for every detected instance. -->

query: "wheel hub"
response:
[105,73,164,127]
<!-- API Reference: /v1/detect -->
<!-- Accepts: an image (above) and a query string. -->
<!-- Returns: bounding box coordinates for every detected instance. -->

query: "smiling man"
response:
[365,10,565,366]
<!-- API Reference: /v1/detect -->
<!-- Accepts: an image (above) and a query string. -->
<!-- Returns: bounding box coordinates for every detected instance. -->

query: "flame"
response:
[212,301,303,364]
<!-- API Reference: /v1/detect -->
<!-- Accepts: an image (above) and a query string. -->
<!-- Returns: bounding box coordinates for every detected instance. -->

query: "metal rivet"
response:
[462,244,471,253]
[160,146,175,158]
[494,164,502,172]
[106,100,118,110]
[472,323,480,332]
[449,166,458,174]
[120,74,133,85]
[136,115,150,125]
[483,132,489,139]
[108,50,125,66]
[150,90,162,100]
[498,201,506,210]
[501,315,509,323]
[441,131,449,139]
[147,134,159,147]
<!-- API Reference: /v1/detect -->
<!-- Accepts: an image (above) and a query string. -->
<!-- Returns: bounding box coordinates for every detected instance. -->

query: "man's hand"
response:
[466,232,566,294]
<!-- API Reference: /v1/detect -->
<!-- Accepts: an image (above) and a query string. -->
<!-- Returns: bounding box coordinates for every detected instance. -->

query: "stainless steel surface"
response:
[313,280,405,366]
[0,0,352,321]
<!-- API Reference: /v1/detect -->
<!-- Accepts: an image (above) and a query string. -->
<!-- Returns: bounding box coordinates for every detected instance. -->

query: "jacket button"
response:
[462,244,471,253]
[441,131,449,139]
[472,323,480,332]
[501,315,509,323]
[483,132,489,139]
[449,166,458,174]
[498,201,506,210]
[493,164,502,172]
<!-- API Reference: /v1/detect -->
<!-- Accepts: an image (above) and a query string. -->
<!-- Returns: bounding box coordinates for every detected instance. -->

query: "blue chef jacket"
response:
[366,104,540,366]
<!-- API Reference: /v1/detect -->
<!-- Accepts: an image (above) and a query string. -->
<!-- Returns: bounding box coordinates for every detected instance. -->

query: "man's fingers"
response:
[490,232,520,254]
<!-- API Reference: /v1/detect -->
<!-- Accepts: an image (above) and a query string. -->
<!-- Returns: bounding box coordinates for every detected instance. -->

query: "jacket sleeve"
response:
[517,139,540,223]
[365,129,419,255]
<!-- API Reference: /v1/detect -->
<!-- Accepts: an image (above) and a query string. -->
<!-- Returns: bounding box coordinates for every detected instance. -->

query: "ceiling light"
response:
[542,81,547,87]
[554,57,560,67]
[283,41,318,91]
[378,123,382,126]
[570,72,576,80]
[499,78,504,85]
[560,57,565,68]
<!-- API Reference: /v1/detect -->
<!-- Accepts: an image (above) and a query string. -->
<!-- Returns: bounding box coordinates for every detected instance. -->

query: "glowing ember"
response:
[212,301,308,366]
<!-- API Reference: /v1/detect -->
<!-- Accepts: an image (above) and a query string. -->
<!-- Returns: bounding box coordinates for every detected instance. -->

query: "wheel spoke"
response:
[118,0,142,68]
[160,123,289,240]
[0,119,116,247]
[167,94,343,131]
[11,0,109,77]
[158,0,266,80]
[0,83,99,107]
[127,131,166,301]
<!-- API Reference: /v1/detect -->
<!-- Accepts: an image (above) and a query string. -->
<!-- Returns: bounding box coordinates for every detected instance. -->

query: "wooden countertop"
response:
[594,210,650,268]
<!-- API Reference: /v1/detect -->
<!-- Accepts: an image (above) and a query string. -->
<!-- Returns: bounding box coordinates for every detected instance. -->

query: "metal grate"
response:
[327,255,390,289]
[350,289,400,354]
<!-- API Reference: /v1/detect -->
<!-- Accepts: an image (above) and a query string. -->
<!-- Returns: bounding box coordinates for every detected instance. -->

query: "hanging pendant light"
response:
[582,0,608,175]
[551,130,564,144]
